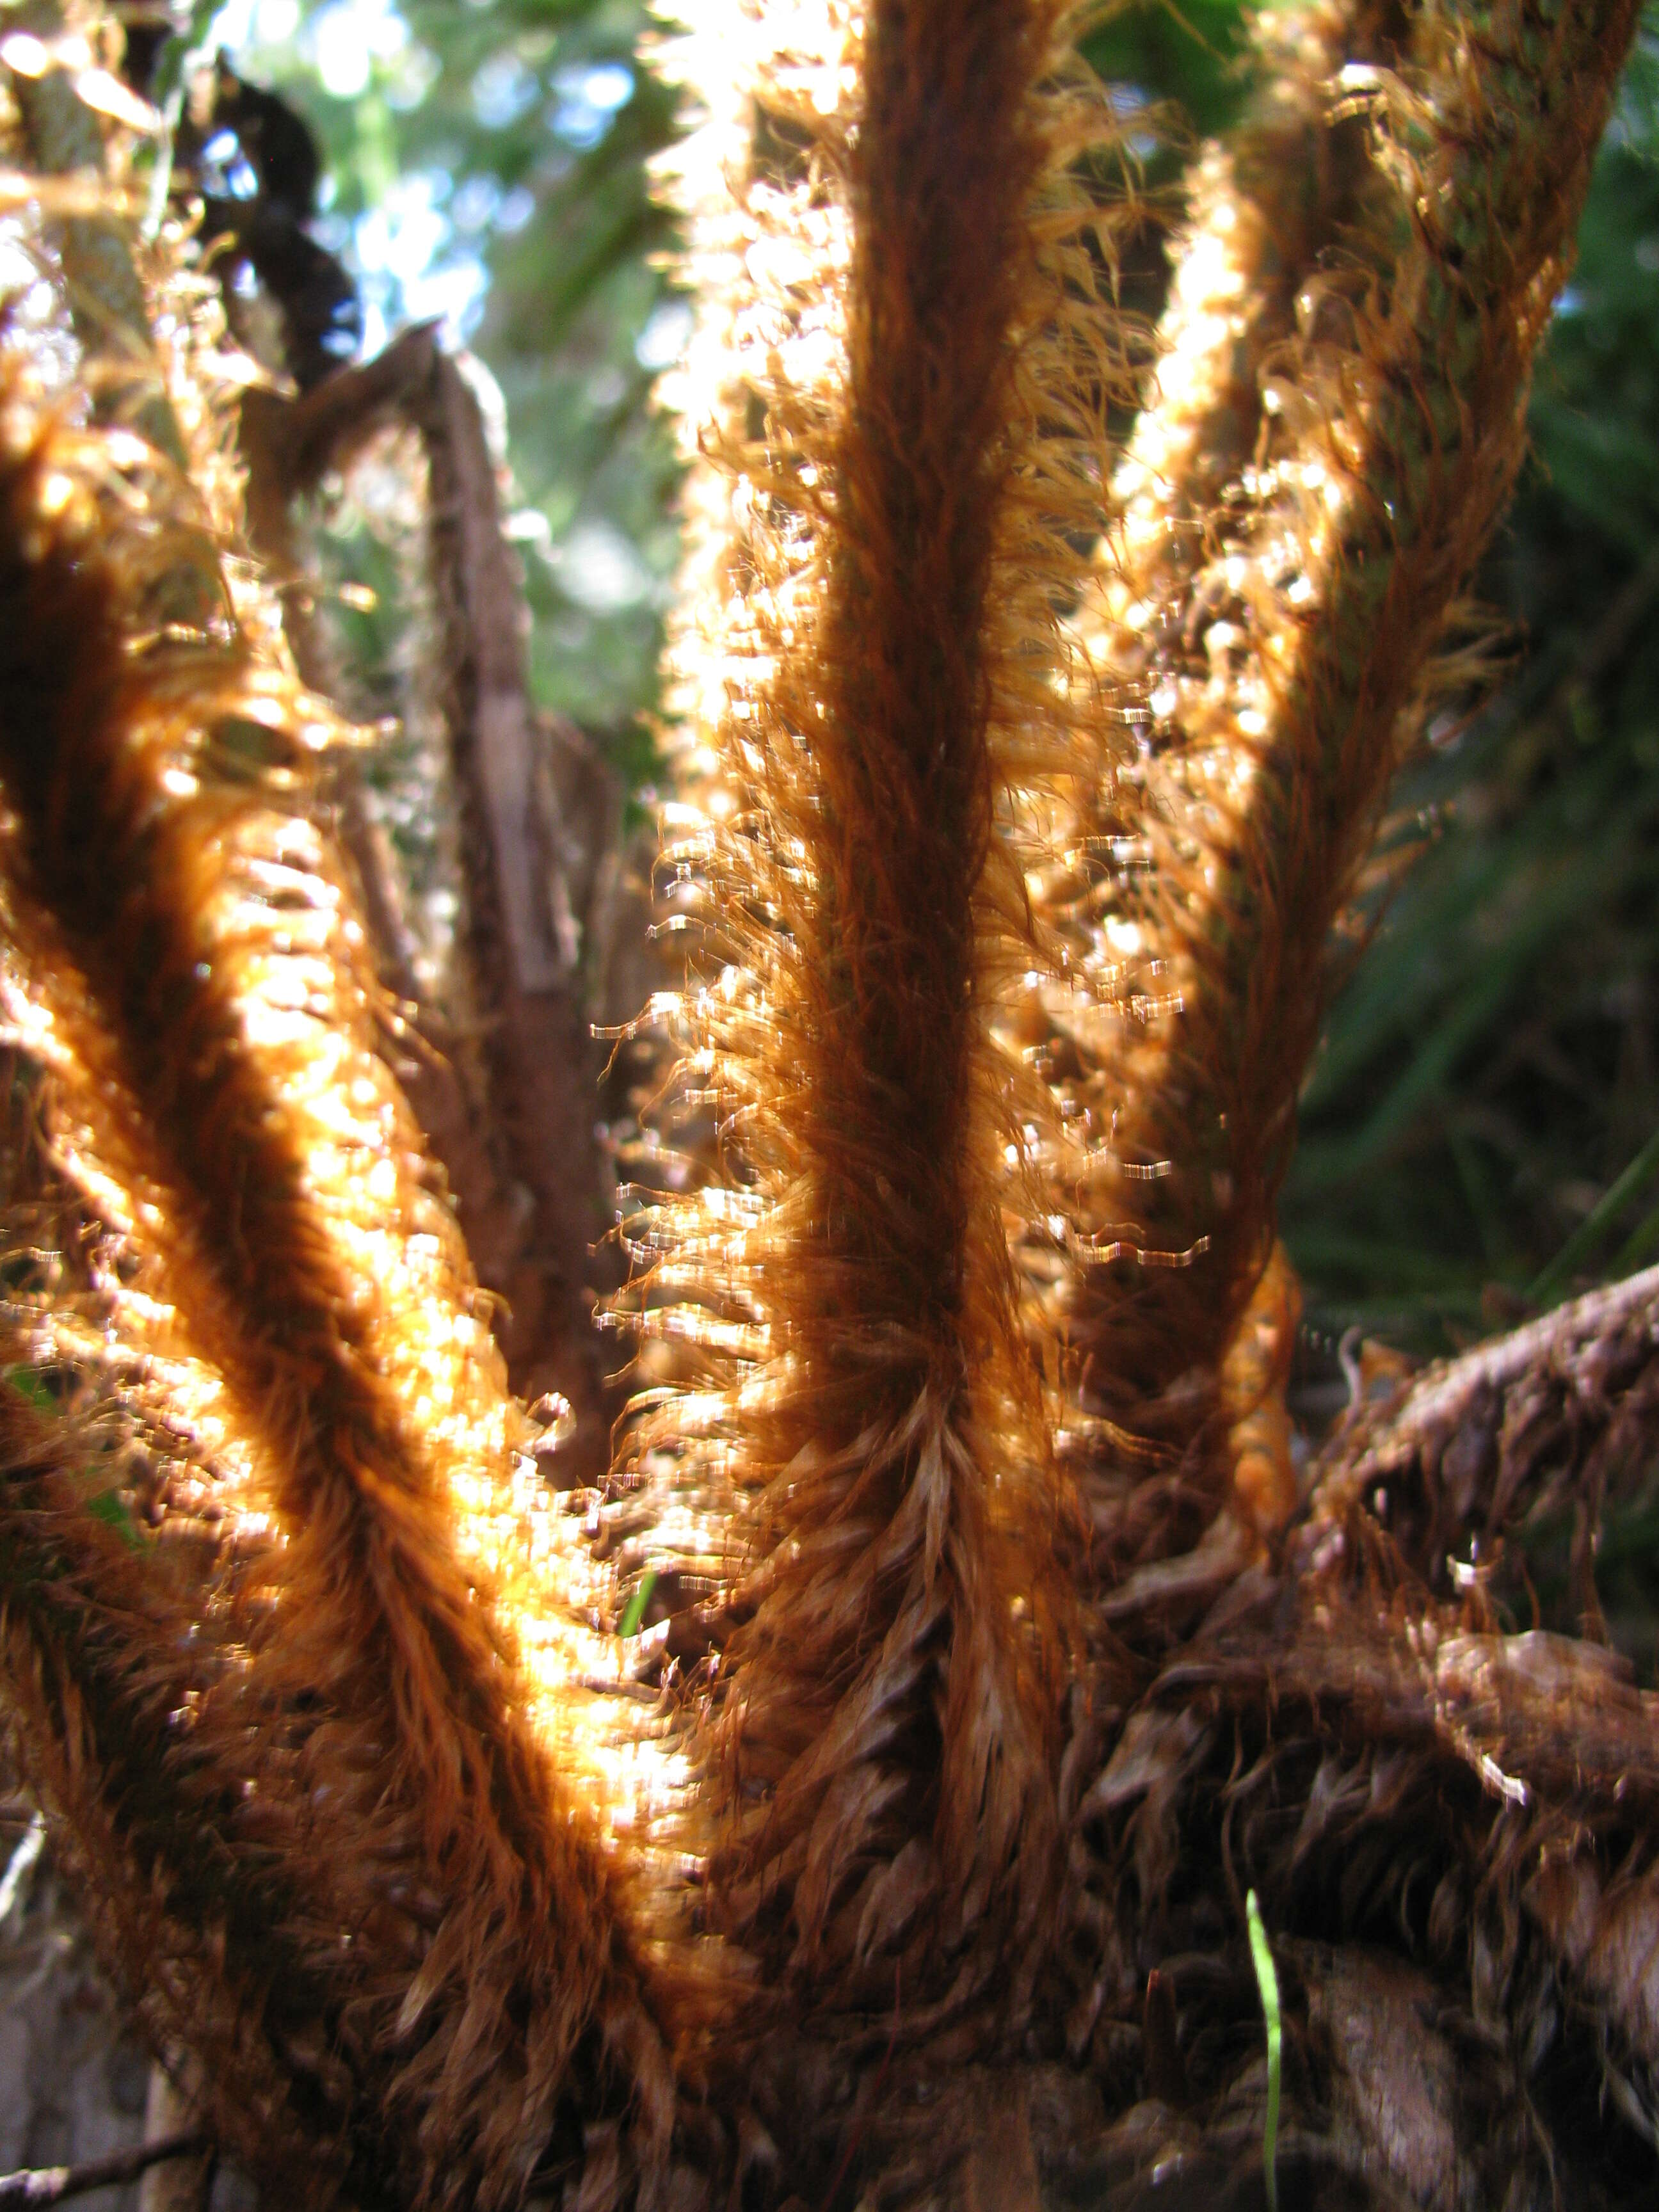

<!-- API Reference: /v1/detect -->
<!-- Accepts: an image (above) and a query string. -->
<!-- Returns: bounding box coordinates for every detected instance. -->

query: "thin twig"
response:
[239,325,624,1448]
[1162,1603,1659,1811]
[0,2135,209,2207]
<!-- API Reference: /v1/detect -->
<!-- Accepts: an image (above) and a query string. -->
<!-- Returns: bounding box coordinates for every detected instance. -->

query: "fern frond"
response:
[1041,0,1639,1591]
[0,179,682,2212]
[0,1,1652,2203]
[643,0,1141,2050]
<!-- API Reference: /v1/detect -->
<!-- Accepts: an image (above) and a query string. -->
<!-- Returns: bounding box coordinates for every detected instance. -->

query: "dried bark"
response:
[1310,1258,1659,1600]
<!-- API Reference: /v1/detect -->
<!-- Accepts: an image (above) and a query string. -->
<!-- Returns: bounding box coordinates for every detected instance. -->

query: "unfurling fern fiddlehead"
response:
[0,0,1650,2204]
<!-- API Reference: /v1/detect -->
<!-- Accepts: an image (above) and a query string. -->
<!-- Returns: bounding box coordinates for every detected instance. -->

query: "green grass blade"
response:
[1607,1187,1659,1278]
[1528,1119,1659,1307]
[1246,1889,1281,2212]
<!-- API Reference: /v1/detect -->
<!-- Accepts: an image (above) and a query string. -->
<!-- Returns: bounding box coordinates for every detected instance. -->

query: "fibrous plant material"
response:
[0,394,687,2209]
[0,0,1652,2205]
[240,324,627,1466]
[1022,0,1418,1544]
[0,53,682,2208]
[646,0,1136,2032]
[1037,0,1639,1589]
[1310,1257,1659,1600]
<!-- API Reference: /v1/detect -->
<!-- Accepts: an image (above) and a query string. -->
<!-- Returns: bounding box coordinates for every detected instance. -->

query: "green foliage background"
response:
[213,0,1659,1358]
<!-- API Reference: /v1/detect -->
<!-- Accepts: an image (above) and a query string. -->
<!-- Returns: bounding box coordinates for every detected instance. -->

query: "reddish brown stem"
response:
[241,330,622,1461]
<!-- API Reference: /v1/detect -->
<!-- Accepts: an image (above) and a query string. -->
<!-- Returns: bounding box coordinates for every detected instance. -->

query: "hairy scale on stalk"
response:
[1027,0,1639,1623]
[0,0,1651,2204]
[639,0,1150,2024]
[0,45,691,2209]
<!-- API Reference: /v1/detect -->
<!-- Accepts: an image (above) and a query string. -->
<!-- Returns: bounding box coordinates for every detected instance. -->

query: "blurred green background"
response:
[203,0,1659,1356]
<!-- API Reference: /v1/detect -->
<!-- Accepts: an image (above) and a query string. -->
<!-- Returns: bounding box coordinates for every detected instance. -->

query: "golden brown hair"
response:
[0,0,1647,2200]
[1035,0,1639,1599]
[0,296,677,2212]
[644,0,1143,2027]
